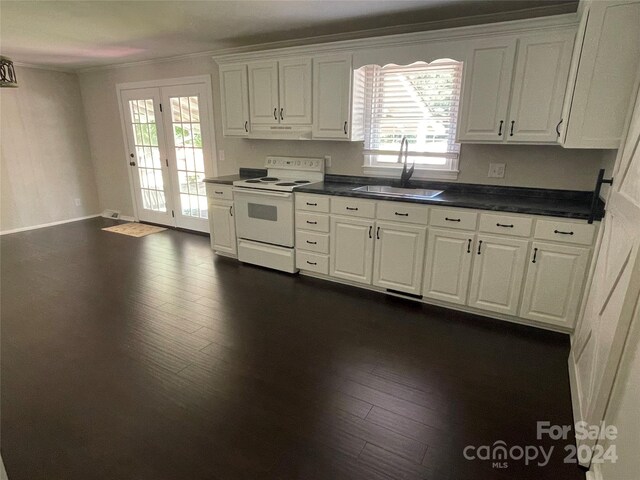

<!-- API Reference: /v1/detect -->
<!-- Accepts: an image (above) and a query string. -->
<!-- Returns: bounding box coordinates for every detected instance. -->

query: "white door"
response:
[468,234,529,315]
[248,61,279,125]
[209,201,236,255]
[506,31,574,143]
[372,221,426,295]
[120,88,174,226]
[162,84,214,232]
[570,82,640,466]
[520,242,590,327]
[423,229,474,305]
[312,54,352,139]
[457,38,517,142]
[330,216,374,284]
[219,64,249,136]
[278,57,312,125]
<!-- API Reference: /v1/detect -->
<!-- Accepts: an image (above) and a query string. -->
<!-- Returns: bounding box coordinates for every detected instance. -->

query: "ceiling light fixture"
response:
[0,56,19,88]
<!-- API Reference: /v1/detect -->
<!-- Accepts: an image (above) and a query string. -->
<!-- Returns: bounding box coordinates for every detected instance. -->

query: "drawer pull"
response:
[496,223,514,228]
[477,240,483,255]
[306,240,317,245]
[346,207,359,211]
[394,212,409,217]
[306,202,317,206]
[554,229,574,235]
[306,221,317,225]
[214,190,224,194]
[445,217,461,222]
[306,261,317,266]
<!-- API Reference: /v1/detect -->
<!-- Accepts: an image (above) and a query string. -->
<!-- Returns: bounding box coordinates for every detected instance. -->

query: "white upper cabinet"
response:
[313,54,360,140]
[457,38,517,142]
[423,229,474,305]
[219,64,249,136]
[248,61,280,125]
[278,58,312,125]
[468,235,528,316]
[560,0,640,148]
[458,30,576,144]
[520,242,589,327]
[372,221,426,295]
[507,32,574,143]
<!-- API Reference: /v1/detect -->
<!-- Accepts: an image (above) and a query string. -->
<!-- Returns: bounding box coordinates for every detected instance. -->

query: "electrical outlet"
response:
[218,150,225,162]
[324,155,331,168]
[488,163,506,178]
[74,198,82,207]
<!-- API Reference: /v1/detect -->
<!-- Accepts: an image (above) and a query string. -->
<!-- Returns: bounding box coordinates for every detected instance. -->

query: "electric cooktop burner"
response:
[294,180,311,184]
[260,177,279,182]
[245,179,261,183]
[276,182,297,186]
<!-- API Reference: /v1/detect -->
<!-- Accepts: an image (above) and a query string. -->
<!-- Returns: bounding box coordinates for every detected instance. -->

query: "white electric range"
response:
[232,156,325,272]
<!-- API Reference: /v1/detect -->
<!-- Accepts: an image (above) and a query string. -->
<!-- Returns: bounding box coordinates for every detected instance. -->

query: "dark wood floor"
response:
[1,217,585,480]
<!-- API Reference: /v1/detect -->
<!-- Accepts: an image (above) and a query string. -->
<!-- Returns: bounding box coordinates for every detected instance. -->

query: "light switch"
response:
[488,163,506,178]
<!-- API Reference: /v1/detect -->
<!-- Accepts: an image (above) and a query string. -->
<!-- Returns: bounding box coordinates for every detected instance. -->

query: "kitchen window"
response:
[360,60,463,180]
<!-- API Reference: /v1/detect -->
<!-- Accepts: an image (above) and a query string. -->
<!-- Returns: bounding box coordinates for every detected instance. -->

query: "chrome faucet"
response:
[398,136,415,187]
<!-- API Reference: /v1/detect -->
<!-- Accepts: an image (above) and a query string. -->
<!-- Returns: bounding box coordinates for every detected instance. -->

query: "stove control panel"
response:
[265,156,324,172]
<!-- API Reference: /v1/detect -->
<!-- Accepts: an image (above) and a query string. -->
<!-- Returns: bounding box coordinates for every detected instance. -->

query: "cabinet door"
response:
[506,32,575,143]
[219,64,250,136]
[209,201,236,255]
[312,54,352,139]
[468,235,528,315]
[248,61,279,125]
[372,221,426,295]
[520,242,589,327]
[278,57,312,125]
[330,216,374,284]
[457,38,517,142]
[423,229,474,305]
[561,1,640,148]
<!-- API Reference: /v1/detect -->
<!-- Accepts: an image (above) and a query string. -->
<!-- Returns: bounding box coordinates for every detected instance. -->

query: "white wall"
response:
[0,66,100,232]
[78,54,608,218]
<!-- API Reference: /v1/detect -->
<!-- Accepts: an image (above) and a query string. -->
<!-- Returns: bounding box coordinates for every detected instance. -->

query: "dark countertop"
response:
[296,174,604,221]
[203,168,266,185]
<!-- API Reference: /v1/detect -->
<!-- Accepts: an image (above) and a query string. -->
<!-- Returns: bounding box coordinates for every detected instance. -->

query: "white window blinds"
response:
[362,60,463,171]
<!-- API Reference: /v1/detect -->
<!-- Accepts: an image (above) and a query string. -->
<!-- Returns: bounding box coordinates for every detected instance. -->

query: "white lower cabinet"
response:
[330,216,374,284]
[209,201,237,255]
[423,229,474,305]
[468,234,528,316]
[372,221,426,295]
[519,242,589,327]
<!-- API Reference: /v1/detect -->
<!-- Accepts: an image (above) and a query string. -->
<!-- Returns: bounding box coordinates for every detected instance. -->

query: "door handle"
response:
[244,120,248,132]
[510,120,515,136]
[343,121,348,135]
[368,225,372,239]
[376,227,380,239]
[273,108,278,120]
[467,239,471,253]
[280,108,284,120]
[498,120,504,136]
[477,240,483,255]
[556,119,563,137]
[229,206,233,216]
[532,247,538,263]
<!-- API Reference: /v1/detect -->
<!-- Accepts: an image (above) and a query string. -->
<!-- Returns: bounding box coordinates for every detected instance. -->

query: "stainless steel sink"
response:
[352,185,443,199]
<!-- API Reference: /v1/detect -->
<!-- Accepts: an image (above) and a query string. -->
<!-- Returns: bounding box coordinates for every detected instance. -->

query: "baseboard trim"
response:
[0,214,101,236]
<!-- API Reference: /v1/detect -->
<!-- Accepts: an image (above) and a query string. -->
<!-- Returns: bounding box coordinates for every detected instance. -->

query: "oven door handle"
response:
[232,187,293,198]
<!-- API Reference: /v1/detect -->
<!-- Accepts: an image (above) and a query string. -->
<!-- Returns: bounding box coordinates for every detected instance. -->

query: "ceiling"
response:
[0,0,578,70]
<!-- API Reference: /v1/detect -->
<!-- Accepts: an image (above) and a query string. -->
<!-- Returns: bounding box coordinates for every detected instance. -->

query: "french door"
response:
[120,80,214,232]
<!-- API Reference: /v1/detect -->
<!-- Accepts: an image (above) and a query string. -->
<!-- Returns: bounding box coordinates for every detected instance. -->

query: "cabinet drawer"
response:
[295,194,330,213]
[296,251,329,274]
[534,219,596,246]
[430,208,478,230]
[479,213,533,237]
[331,197,376,218]
[296,230,329,254]
[206,183,233,200]
[296,212,330,232]
[376,201,429,225]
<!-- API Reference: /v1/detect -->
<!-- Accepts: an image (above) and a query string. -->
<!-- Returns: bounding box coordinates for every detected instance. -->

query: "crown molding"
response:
[75,4,577,74]
[13,62,75,73]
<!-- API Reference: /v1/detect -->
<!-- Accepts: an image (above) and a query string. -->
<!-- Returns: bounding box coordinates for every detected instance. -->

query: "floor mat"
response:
[101,222,167,237]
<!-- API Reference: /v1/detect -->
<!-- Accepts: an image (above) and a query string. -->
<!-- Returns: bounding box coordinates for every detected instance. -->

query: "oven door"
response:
[233,188,294,247]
